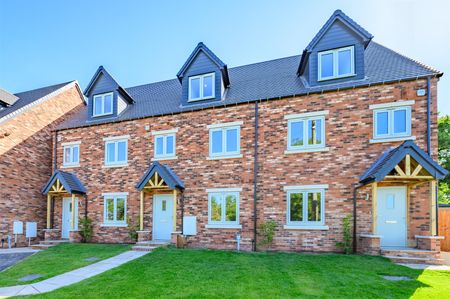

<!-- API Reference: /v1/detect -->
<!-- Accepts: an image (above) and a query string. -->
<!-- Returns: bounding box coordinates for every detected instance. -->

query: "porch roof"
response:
[360,140,448,184]
[136,161,184,191]
[42,170,87,195]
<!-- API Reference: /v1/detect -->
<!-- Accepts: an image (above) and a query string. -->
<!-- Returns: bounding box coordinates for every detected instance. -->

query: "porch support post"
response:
[140,191,144,231]
[71,194,76,230]
[47,194,52,229]
[372,182,378,234]
[430,180,437,235]
[173,189,177,232]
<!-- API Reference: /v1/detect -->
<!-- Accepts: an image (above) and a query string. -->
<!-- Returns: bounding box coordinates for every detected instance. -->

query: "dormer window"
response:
[188,73,215,102]
[318,46,354,81]
[93,92,113,117]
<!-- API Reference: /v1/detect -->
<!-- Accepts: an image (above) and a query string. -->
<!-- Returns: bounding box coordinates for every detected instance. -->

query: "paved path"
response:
[0,248,40,272]
[0,250,148,297]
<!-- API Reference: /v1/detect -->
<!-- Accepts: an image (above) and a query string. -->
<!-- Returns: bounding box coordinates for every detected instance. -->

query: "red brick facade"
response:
[0,83,84,246]
[53,78,439,252]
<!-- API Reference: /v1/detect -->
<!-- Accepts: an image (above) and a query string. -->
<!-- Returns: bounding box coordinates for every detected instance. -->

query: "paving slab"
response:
[17,274,43,282]
[0,250,148,297]
[398,263,450,270]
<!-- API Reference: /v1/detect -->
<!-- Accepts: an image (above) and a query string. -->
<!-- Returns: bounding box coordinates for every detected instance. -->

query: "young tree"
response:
[438,115,450,204]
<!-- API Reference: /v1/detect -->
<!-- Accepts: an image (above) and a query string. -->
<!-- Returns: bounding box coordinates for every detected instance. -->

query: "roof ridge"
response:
[14,80,75,96]
[371,41,442,75]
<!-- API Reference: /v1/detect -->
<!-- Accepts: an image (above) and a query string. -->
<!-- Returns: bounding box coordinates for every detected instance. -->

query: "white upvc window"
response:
[370,101,413,142]
[62,141,80,167]
[318,46,355,81]
[103,136,129,167]
[207,121,242,159]
[188,72,215,101]
[206,188,241,228]
[152,129,178,160]
[103,192,127,226]
[284,185,328,230]
[285,111,328,153]
[93,92,114,117]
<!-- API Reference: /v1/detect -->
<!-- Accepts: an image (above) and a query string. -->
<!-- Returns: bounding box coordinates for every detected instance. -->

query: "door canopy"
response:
[360,140,448,185]
[136,161,185,191]
[42,170,86,195]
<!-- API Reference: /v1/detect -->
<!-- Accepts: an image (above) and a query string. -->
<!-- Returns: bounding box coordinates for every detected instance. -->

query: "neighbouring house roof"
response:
[0,88,19,106]
[360,140,448,184]
[0,81,84,122]
[136,161,185,191]
[176,42,230,86]
[42,170,87,195]
[58,41,442,131]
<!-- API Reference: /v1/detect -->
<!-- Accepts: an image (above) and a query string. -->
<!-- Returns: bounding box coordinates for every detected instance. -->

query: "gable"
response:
[87,72,118,97]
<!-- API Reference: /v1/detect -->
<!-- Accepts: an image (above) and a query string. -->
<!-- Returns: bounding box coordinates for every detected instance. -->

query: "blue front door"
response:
[377,187,407,247]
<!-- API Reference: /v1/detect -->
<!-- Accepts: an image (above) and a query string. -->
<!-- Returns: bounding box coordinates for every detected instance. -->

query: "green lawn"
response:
[21,247,450,299]
[0,243,130,287]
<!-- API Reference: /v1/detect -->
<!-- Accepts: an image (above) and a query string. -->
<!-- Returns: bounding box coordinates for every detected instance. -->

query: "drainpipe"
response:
[353,183,364,253]
[53,130,58,172]
[253,101,259,251]
[426,76,432,156]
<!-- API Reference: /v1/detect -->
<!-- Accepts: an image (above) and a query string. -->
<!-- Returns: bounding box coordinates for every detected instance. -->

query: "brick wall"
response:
[55,78,438,251]
[0,84,84,246]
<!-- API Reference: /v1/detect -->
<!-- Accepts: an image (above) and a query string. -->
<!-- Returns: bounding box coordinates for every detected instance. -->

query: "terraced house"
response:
[39,10,448,262]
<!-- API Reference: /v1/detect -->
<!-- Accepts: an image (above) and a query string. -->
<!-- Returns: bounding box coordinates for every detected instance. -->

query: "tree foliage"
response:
[438,115,450,204]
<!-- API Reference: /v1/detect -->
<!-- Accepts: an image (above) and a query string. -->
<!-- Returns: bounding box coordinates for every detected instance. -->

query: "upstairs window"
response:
[93,92,113,117]
[152,129,178,160]
[104,136,128,166]
[189,73,215,101]
[318,46,354,81]
[372,104,412,140]
[207,122,242,159]
[63,142,80,167]
[285,111,328,153]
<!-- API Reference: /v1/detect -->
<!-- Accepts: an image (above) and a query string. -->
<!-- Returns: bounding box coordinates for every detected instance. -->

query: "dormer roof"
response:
[177,42,230,87]
[84,66,135,104]
[297,9,374,76]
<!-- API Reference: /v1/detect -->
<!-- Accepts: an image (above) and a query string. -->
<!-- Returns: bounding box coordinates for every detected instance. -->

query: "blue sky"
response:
[1,0,449,115]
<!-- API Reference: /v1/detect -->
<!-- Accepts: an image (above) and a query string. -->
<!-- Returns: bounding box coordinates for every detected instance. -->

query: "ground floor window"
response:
[206,188,241,228]
[284,186,326,228]
[102,192,128,226]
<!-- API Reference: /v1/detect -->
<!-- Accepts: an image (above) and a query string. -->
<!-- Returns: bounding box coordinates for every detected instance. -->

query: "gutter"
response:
[253,101,259,251]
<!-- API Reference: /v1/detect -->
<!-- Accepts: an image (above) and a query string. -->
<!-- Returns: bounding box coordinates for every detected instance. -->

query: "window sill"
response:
[102,163,129,168]
[152,156,178,161]
[318,73,355,82]
[283,225,329,231]
[206,224,242,229]
[60,164,80,169]
[369,136,416,144]
[101,223,128,227]
[285,147,329,154]
[207,154,243,160]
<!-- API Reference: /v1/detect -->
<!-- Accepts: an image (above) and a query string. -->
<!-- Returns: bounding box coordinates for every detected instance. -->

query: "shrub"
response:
[79,217,93,243]
[259,220,277,246]
[336,214,353,254]
[128,216,140,242]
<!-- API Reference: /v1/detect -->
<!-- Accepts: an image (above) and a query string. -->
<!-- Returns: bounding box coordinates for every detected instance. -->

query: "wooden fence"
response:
[438,207,450,251]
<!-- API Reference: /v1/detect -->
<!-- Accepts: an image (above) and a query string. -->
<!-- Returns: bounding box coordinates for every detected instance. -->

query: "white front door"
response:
[377,186,407,247]
[62,197,78,239]
[153,194,173,241]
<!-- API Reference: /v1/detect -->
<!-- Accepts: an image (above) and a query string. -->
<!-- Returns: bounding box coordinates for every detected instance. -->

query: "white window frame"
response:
[102,192,128,226]
[206,188,241,229]
[188,72,215,102]
[370,102,413,142]
[207,121,242,159]
[62,141,81,167]
[285,111,328,153]
[284,185,328,230]
[93,92,114,117]
[152,129,178,160]
[318,46,355,81]
[103,136,129,167]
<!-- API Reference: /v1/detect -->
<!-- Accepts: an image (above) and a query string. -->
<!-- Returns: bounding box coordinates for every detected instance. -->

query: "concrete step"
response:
[40,240,70,246]
[31,244,53,250]
[132,246,157,252]
[381,249,440,259]
[136,241,170,247]
[384,255,444,265]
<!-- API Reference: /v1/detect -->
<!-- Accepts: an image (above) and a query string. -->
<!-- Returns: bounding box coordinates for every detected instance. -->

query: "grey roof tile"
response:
[57,42,441,130]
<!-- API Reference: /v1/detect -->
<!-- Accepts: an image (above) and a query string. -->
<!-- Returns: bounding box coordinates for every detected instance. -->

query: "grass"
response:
[20,247,450,299]
[0,243,130,287]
